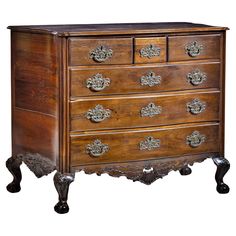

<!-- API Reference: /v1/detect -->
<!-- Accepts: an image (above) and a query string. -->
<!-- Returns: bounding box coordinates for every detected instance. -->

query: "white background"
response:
[0,0,235,235]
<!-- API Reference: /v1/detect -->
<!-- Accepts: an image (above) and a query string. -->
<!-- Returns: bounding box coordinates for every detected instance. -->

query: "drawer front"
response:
[68,38,133,66]
[70,123,219,166]
[70,91,220,131]
[134,37,166,63]
[168,34,221,61]
[70,62,220,97]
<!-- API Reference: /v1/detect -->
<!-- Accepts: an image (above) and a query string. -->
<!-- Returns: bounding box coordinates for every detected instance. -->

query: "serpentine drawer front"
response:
[7,22,230,214]
[70,62,220,97]
[70,91,220,131]
[70,123,219,166]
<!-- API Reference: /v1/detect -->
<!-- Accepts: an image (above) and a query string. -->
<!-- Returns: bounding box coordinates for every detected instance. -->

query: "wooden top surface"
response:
[8,22,228,36]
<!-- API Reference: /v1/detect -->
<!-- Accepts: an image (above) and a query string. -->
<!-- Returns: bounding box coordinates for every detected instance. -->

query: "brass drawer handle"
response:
[185,41,203,57]
[90,45,113,62]
[140,136,161,151]
[86,139,109,157]
[140,102,162,117]
[187,69,207,86]
[86,73,111,92]
[140,71,161,87]
[186,131,206,148]
[140,44,161,58]
[86,105,111,123]
[187,99,206,115]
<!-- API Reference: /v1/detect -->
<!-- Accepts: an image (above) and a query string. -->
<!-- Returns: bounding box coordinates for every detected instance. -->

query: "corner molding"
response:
[17,153,56,178]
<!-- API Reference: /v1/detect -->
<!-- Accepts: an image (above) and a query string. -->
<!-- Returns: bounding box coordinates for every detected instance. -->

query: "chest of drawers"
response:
[6,22,230,214]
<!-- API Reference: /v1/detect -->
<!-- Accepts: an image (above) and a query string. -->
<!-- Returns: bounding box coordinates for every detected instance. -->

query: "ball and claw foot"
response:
[213,157,230,194]
[54,201,69,214]
[179,166,192,176]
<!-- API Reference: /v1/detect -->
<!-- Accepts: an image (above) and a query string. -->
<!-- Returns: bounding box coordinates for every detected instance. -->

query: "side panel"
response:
[11,32,59,165]
[13,32,58,115]
[13,109,58,160]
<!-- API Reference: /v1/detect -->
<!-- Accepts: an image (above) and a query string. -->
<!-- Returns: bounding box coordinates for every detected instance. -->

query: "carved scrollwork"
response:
[140,102,162,117]
[54,172,75,185]
[186,131,206,148]
[86,73,111,91]
[8,153,56,178]
[187,98,206,115]
[140,44,161,58]
[185,41,203,57]
[20,153,56,178]
[186,69,207,86]
[86,139,109,157]
[90,45,113,62]
[140,71,162,87]
[86,104,111,123]
[139,136,161,151]
[76,154,214,185]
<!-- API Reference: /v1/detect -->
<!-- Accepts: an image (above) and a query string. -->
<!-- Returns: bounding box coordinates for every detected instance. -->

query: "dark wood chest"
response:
[7,22,230,214]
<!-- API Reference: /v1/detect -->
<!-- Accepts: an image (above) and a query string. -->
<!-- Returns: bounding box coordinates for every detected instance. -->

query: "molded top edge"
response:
[8,22,229,36]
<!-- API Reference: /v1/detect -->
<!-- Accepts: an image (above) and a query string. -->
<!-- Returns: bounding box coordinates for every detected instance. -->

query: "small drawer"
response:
[70,123,219,166]
[168,34,221,61]
[68,38,133,66]
[70,62,220,97]
[70,91,220,131]
[134,37,167,63]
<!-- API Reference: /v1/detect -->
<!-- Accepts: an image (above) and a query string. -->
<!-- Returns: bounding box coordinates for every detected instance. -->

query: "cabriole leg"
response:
[54,172,75,214]
[213,157,230,194]
[6,156,22,193]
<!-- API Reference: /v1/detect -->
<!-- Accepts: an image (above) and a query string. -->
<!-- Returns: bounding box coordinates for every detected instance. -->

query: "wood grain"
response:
[134,37,166,63]
[8,22,228,36]
[68,38,133,66]
[11,31,60,168]
[70,62,220,97]
[8,24,227,179]
[7,23,229,213]
[70,90,220,131]
[13,32,59,115]
[70,123,219,166]
[12,108,58,163]
[219,32,226,156]
[168,34,221,61]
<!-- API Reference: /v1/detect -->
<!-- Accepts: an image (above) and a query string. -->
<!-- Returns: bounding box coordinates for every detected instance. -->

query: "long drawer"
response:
[70,123,219,166]
[70,90,220,131]
[70,62,220,97]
